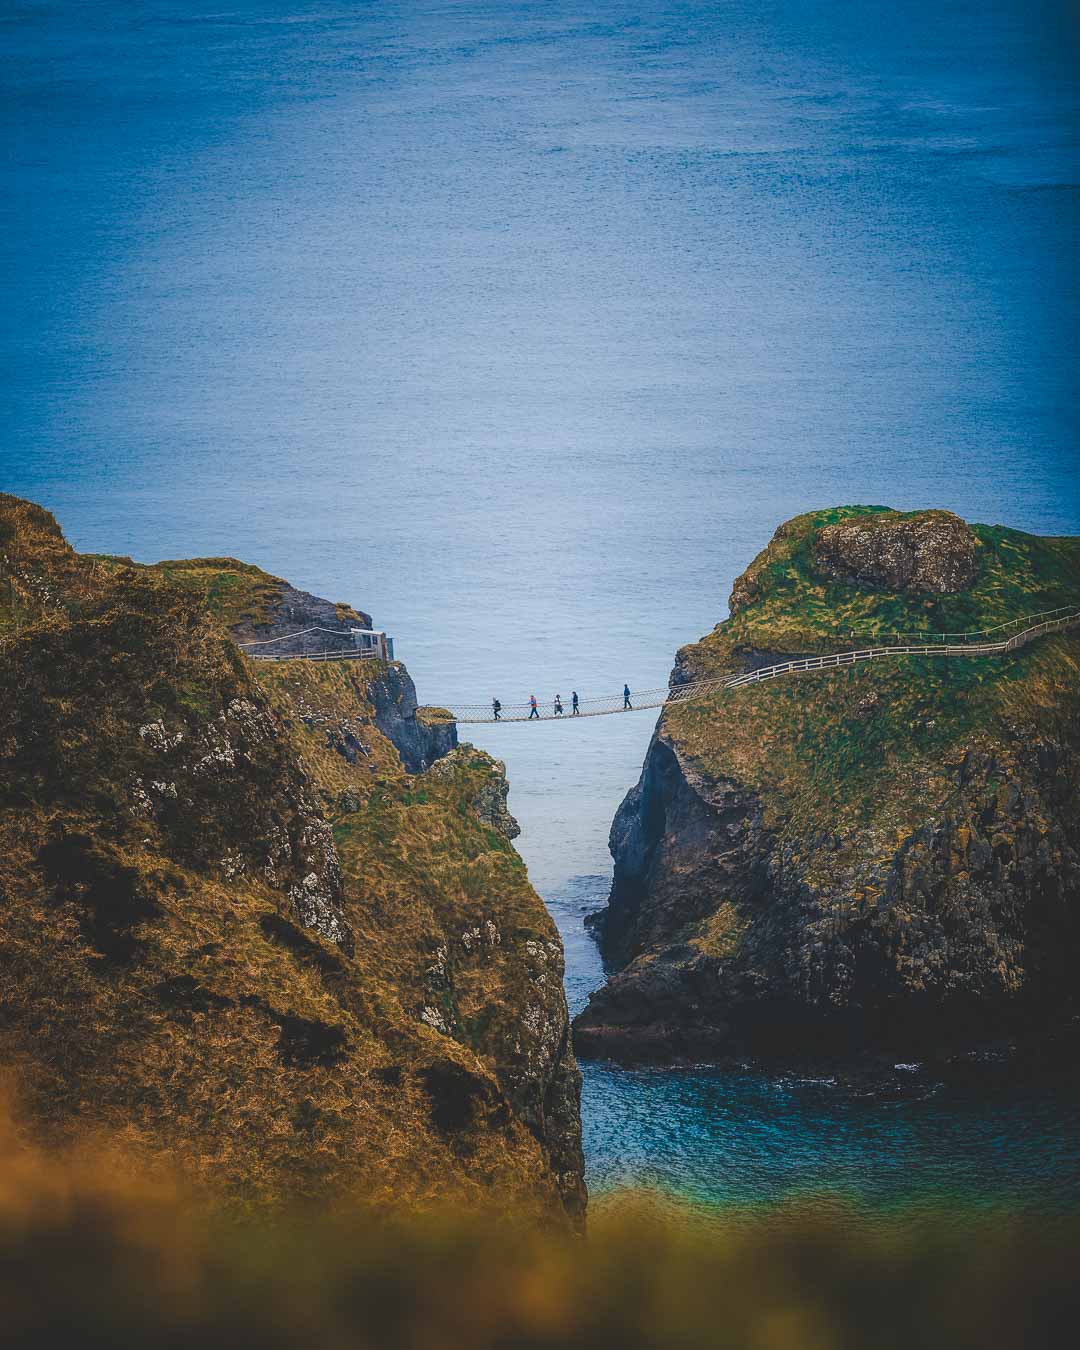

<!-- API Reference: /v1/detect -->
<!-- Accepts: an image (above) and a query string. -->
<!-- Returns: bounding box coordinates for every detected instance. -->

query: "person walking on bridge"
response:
[623,684,633,710]
[571,691,580,715]
[529,694,539,719]
[492,698,501,721]
[554,694,564,716]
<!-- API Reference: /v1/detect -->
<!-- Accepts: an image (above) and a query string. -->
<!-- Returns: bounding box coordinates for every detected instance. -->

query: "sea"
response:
[3,0,1079,1217]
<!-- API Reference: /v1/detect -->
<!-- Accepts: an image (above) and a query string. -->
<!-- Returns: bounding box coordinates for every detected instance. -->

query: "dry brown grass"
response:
[0,493,577,1224]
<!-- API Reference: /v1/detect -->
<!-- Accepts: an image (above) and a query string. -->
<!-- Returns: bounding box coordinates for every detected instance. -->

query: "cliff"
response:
[0,495,584,1220]
[574,507,1080,1067]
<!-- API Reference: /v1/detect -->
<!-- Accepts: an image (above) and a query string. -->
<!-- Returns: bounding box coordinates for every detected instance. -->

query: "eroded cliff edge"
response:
[574,507,1080,1068]
[0,495,584,1221]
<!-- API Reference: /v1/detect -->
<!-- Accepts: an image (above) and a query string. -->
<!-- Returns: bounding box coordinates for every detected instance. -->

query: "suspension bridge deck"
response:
[241,605,1079,724]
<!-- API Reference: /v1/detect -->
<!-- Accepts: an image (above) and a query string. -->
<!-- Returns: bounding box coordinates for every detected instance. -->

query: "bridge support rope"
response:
[244,605,1079,724]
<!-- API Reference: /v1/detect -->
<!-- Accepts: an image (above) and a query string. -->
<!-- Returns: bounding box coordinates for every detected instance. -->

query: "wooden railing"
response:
[443,605,1080,723]
[247,647,381,663]
[229,606,1078,722]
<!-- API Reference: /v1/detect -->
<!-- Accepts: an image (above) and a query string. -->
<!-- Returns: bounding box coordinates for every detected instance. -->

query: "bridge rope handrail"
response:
[445,604,1080,722]
[237,603,1079,722]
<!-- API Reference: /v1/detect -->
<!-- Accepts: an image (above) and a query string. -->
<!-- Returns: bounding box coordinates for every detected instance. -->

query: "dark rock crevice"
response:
[368,664,458,773]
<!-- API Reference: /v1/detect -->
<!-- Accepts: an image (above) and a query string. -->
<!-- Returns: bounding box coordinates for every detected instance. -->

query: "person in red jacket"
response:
[528,694,539,719]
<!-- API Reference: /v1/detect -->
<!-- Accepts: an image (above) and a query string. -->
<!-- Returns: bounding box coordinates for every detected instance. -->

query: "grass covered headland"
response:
[576,507,1080,1063]
[0,494,583,1221]
[0,1090,1076,1350]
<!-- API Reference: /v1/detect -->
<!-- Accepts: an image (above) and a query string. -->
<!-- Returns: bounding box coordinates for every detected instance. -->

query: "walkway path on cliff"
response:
[241,605,1080,724]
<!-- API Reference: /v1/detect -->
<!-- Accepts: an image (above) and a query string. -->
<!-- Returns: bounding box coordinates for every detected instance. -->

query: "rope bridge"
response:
[240,605,1080,724]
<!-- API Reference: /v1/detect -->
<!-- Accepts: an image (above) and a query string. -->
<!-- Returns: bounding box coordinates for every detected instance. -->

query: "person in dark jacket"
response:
[492,698,501,721]
[571,691,580,715]
[623,684,632,710]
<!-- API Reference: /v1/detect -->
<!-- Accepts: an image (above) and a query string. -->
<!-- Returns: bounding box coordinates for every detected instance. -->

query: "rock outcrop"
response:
[428,747,521,841]
[367,665,459,773]
[0,494,583,1222]
[227,571,374,654]
[813,510,979,595]
[575,507,1080,1066]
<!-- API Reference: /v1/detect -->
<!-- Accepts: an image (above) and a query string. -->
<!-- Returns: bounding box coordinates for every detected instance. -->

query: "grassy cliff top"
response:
[664,507,1080,834]
[87,553,370,634]
[0,507,294,637]
[702,506,1080,661]
[90,555,289,630]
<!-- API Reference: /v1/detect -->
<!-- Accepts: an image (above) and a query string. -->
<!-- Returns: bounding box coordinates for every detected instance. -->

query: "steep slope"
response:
[574,507,1080,1065]
[0,495,583,1220]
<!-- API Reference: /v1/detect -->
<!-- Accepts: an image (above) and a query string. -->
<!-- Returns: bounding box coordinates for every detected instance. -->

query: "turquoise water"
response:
[584,1061,1080,1220]
[3,1,1078,1213]
[554,875,1080,1217]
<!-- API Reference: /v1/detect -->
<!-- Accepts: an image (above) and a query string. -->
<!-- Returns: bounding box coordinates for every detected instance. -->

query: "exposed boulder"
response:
[813,510,978,594]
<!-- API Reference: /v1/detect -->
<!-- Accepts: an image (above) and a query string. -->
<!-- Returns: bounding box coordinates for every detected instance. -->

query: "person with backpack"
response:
[492,698,501,721]
[623,684,633,710]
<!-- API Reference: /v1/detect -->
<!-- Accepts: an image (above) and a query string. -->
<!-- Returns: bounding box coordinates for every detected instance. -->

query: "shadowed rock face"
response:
[576,732,1080,1065]
[367,665,459,773]
[575,507,1080,1068]
[597,731,765,971]
[813,510,978,595]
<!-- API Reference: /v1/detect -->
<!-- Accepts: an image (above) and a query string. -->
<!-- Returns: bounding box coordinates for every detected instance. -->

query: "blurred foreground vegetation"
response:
[1,1092,1076,1350]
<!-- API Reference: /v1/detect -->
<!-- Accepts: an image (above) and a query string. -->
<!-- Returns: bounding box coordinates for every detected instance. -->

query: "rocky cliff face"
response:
[575,507,1080,1067]
[367,664,459,773]
[0,495,583,1221]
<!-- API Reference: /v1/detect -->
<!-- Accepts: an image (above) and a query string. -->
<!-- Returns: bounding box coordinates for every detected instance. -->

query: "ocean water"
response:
[3,0,1078,1213]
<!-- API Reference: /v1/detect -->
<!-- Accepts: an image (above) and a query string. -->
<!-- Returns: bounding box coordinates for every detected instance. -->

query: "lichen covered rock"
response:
[813,509,978,594]
[428,747,521,840]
